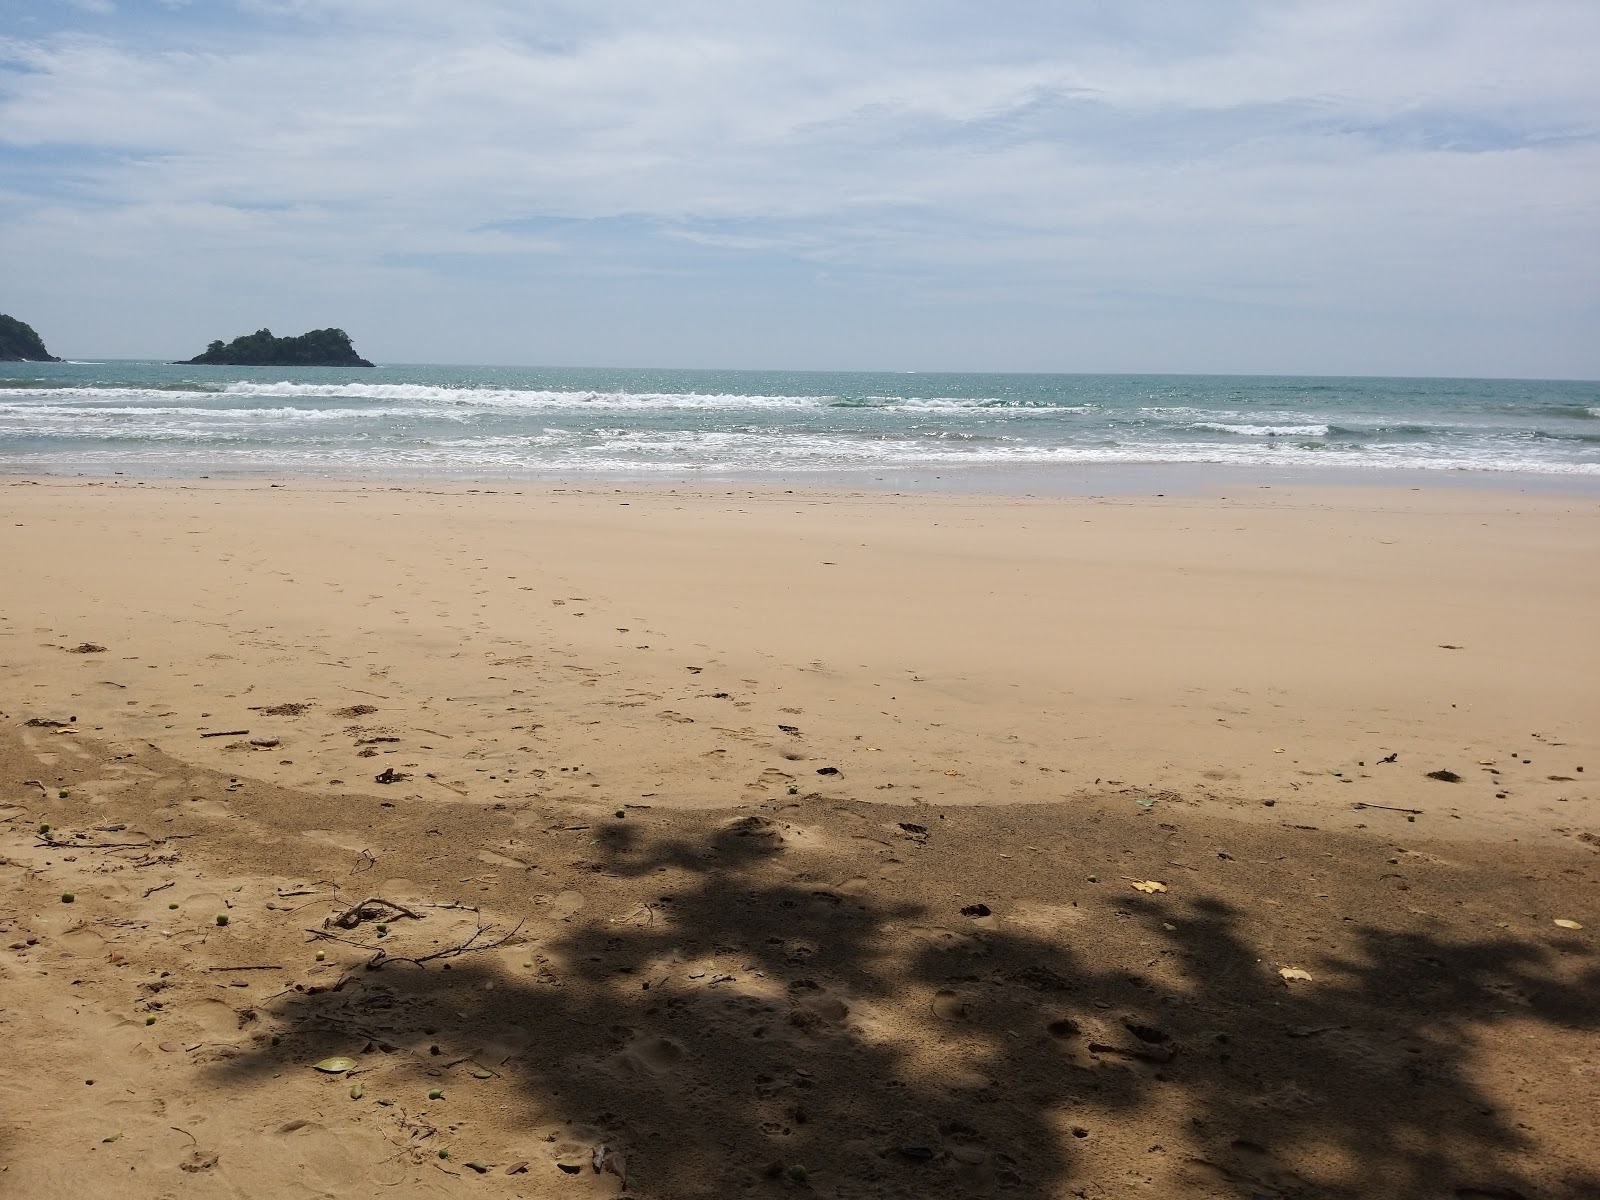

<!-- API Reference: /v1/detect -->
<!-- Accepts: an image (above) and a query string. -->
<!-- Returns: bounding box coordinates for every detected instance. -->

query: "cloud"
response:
[0,1,1596,372]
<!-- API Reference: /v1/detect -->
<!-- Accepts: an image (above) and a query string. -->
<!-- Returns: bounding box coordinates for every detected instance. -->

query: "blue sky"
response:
[2,0,1597,375]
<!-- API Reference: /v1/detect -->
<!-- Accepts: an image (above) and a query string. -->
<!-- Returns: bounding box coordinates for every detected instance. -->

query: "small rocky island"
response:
[0,314,61,362]
[185,327,374,367]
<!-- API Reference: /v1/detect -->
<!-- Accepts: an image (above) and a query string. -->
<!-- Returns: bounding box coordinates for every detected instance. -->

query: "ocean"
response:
[1,361,1596,485]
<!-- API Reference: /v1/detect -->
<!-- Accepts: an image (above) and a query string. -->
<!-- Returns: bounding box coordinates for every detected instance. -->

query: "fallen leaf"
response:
[1278,967,1313,983]
[1553,918,1584,930]
[313,1056,358,1073]
[1130,880,1167,894]
[471,1068,494,1079]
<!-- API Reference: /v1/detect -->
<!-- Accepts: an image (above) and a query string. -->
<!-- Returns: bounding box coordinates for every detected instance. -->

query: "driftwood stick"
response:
[304,928,384,952]
[38,837,189,850]
[368,918,526,970]
[325,896,425,929]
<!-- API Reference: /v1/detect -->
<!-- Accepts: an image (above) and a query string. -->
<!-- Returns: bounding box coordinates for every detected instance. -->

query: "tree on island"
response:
[185,327,374,367]
[0,314,61,362]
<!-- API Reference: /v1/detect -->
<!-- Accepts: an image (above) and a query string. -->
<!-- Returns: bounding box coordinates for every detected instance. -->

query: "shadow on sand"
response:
[210,814,1600,1199]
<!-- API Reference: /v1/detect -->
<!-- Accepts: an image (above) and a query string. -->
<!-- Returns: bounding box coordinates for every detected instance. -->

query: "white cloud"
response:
[0,1,1596,372]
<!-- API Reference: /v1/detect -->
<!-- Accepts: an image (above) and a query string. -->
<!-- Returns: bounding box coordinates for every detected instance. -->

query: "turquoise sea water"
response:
[1,361,1596,483]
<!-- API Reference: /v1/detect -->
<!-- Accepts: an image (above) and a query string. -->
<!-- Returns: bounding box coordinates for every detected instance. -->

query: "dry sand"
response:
[1,477,1597,1198]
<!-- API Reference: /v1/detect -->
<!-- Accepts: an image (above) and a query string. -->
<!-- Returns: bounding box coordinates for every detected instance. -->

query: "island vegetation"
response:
[185,327,374,367]
[0,314,60,362]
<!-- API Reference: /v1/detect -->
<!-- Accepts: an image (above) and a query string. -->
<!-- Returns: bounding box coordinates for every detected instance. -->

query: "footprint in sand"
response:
[1006,901,1089,936]
[477,1024,532,1064]
[744,767,795,796]
[186,997,246,1038]
[787,980,851,1031]
[544,890,586,921]
[478,849,531,869]
[931,989,978,1021]
[38,913,110,952]
[272,1120,377,1191]
[906,924,983,954]
[180,889,229,916]
[721,814,788,852]
[621,1033,686,1076]
[301,829,373,853]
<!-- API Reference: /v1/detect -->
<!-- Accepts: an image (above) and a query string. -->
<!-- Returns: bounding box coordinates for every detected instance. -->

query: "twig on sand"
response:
[304,928,385,952]
[1350,802,1425,815]
[366,918,526,970]
[325,897,425,930]
[207,964,284,972]
[36,833,199,850]
[143,880,175,898]
[200,729,250,738]
[283,880,339,894]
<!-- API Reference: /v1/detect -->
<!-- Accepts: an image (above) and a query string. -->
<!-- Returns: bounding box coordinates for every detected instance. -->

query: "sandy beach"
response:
[2,476,1598,1198]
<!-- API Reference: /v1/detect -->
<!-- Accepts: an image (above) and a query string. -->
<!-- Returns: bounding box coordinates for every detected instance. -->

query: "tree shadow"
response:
[208,811,1600,1199]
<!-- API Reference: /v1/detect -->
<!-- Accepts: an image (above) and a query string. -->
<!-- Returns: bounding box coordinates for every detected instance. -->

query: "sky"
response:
[1,1,1597,376]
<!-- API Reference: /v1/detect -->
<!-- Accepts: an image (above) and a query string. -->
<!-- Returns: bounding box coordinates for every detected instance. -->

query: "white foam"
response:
[1192,422,1332,437]
[1,383,1111,414]
[0,387,225,402]
[217,382,820,408]
[3,379,1595,479]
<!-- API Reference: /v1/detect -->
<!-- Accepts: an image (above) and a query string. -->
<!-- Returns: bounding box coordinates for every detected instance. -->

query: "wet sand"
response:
[1,477,1597,1197]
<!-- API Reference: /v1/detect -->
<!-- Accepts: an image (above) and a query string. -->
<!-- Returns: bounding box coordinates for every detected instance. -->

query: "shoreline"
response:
[4,460,1600,498]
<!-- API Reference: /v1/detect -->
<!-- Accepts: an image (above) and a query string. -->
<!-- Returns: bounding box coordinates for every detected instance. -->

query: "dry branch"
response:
[324,897,425,930]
